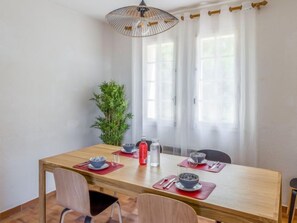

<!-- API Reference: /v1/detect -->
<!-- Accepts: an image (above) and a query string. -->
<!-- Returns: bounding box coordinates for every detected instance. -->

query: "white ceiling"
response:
[50,0,239,20]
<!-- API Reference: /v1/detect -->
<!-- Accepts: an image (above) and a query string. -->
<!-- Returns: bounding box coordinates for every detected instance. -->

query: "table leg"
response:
[39,160,46,223]
[288,190,297,223]
[279,182,282,223]
[287,188,293,215]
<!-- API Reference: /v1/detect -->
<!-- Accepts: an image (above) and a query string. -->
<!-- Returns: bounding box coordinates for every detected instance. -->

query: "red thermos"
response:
[139,137,148,165]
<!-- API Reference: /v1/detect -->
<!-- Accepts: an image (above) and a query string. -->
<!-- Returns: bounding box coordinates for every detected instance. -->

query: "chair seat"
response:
[290,178,297,189]
[89,191,118,216]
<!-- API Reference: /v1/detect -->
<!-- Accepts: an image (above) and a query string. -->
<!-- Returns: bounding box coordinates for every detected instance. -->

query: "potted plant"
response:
[91,81,133,146]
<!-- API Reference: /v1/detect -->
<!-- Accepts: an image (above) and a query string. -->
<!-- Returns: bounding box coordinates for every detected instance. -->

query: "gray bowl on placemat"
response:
[89,156,106,168]
[178,173,199,189]
[122,143,135,152]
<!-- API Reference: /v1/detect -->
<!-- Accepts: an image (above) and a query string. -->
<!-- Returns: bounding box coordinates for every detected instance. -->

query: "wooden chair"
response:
[137,193,198,223]
[197,149,231,164]
[196,149,231,223]
[53,168,122,223]
[287,178,297,223]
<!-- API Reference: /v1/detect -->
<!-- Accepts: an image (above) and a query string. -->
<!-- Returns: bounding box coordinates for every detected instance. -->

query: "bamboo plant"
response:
[91,81,132,146]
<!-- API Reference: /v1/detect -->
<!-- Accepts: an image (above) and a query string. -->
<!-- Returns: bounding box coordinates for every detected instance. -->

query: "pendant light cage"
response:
[106,2,179,37]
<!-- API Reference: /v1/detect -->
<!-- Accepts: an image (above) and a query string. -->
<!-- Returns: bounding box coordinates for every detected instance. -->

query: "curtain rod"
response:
[181,0,268,21]
[124,0,267,30]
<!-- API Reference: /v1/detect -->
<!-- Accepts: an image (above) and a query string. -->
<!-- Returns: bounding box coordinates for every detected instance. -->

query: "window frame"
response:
[142,36,177,127]
[193,32,240,129]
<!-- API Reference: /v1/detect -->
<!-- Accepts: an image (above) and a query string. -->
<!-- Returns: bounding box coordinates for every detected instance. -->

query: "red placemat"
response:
[112,150,138,159]
[178,159,226,173]
[153,175,216,200]
[73,161,124,175]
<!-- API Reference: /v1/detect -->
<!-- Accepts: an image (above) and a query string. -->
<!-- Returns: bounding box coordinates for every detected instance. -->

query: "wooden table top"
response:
[40,144,282,223]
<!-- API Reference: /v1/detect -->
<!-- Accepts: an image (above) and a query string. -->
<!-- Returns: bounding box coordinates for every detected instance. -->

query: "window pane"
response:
[160,62,174,82]
[147,83,156,100]
[217,57,235,79]
[200,81,217,101]
[146,64,156,81]
[143,40,175,123]
[217,35,235,56]
[221,81,235,100]
[147,101,156,119]
[201,59,215,81]
[198,101,217,122]
[197,34,237,125]
[201,37,215,58]
[160,100,174,120]
[161,42,174,61]
[221,102,235,123]
[160,82,174,100]
[147,45,156,62]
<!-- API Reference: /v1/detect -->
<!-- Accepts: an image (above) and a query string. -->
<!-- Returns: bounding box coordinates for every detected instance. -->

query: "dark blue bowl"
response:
[122,143,135,152]
[89,156,106,168]
[178,173,199,188]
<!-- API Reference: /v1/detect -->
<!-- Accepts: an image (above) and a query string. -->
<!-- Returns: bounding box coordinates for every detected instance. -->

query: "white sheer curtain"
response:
[132,1,257,166]
[139,28,178,146]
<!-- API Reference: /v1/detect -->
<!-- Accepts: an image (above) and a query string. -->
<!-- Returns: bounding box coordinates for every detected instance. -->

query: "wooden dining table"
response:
[39,144,282,223]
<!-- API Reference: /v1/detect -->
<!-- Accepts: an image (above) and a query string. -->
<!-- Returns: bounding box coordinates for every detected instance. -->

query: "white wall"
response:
[0,0,112,212]
[257,0,297,205]
[109,29,133,143]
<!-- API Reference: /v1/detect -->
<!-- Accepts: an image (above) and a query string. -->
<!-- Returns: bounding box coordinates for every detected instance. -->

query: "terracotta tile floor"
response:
[1,192,295,223]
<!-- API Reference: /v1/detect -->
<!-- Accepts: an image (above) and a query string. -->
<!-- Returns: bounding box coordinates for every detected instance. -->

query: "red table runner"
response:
[153,175,216,200]
[112,150,138,159]
[178,159,226,173]
[73,161,124,175]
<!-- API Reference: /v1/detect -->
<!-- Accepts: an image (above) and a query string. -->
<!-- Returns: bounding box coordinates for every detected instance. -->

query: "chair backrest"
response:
[53,168,91,216]
[136,140,163,152]
[137,193,197,223]
[197,149,231,163]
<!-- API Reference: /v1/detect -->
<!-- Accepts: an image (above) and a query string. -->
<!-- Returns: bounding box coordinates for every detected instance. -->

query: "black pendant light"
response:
[106,0,179,37]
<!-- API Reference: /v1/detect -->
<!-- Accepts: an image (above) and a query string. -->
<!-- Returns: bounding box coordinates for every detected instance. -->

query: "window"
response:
[194,34,237,125]
[143,40,176,124]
